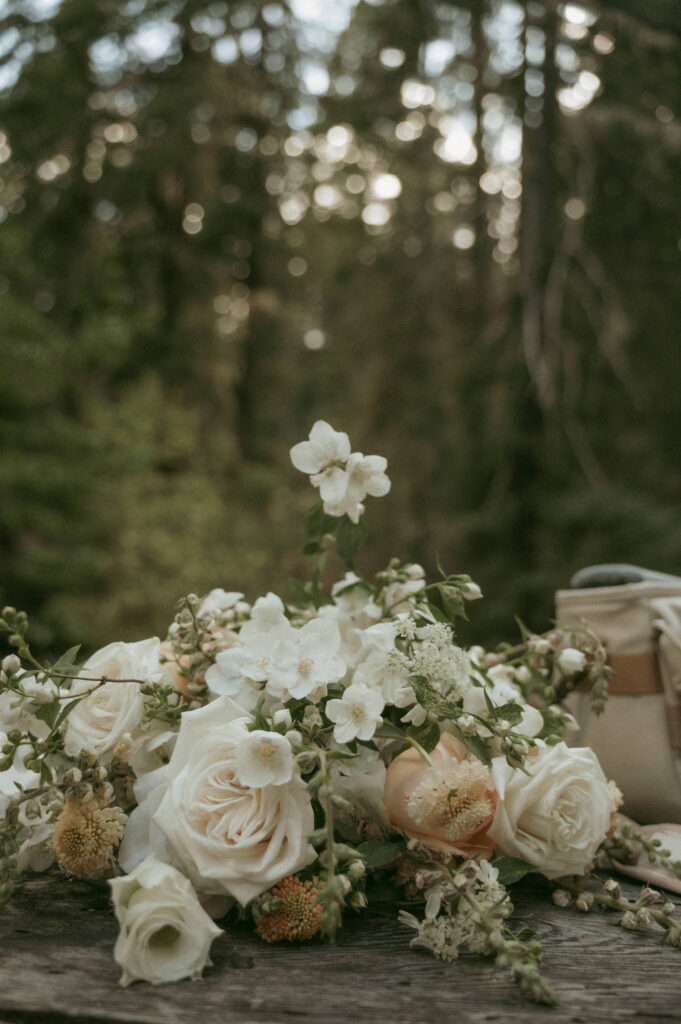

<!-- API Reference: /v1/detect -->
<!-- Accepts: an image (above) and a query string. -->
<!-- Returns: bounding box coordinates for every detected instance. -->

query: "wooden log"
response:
[0,870,679,1024]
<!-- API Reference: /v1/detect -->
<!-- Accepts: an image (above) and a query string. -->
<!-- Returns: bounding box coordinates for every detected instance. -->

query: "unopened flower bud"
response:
[285,729,303,746]
[529,636,551,655]
[463,583,483,601]
[636,908,652,926]
[347,860,366,883]
[621,911,638,930]
[576,892,594,912]
[640,887,661,905]
[405,564,425,579]
[552,890,571,908]
[348,891,368,910]
[514,665,531,684]
[662,901,675,916]
[603,878,620,897]
[557,648,587,676]
[2,654,21,676]
[273,708,293,730]
[458,714,477,737]
[337,874,352,897]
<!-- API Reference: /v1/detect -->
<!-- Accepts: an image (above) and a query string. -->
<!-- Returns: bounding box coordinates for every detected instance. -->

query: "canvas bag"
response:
[555,577,681,824]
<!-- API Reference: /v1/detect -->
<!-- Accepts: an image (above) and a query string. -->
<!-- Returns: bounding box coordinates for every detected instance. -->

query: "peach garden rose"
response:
[384,732,497,856]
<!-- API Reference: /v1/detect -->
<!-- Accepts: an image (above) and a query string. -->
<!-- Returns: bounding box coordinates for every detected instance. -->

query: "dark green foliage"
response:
[0,0,679,656]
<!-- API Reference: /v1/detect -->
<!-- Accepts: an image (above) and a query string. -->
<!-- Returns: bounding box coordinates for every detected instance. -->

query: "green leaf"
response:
[458,731,492,767]
[304,501,324,536]
[52,697,83,733]
[374,722,407,741]
[409,675,462,720]
[492,856,535,886]
[34,702,58,729]
[489,701,524,727]
[336,518,366,569]
[436,583,468,622]
[357,838,406,869]
[425,601,449,623]
[302,539,320,556]
[48,645,81,678]
[406,719,441,753]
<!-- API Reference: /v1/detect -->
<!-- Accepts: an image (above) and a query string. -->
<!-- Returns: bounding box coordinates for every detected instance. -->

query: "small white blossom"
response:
[325,683,384,743]
[324,452,391,522]
[235,730,294,787]
[290,420,352,505]
[463,582,483,601]
[268,618,346,700]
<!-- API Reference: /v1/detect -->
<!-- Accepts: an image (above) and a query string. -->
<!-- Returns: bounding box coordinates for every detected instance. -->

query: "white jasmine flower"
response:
[235,730,294,787]
[325,683,384,743]
[557,647,587,676]
[290,420,351,505]
[267,618,346,700]
[382,576,426,614]
[198,589,244,616]
[514,665,532,684]
[110,857,222,987]
[239,592,292,642]
[463,582,483,601]
[324,452,391,522]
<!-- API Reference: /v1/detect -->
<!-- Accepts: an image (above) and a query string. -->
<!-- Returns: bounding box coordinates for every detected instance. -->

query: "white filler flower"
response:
[110,856,222,987]
[235,730,294,787]
[326,682,384,743]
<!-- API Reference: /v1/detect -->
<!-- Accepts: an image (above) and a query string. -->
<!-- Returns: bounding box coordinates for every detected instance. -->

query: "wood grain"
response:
[0,870,680,1024]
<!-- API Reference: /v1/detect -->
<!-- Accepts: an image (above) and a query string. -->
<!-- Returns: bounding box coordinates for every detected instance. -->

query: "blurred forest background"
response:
[0,0,680,656]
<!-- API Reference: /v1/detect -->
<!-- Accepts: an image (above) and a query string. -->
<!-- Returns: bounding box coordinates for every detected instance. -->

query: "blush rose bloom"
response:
[110,856,222,986]
[383,732,497,855]
[487,741,615,879]
[118,696,315,906]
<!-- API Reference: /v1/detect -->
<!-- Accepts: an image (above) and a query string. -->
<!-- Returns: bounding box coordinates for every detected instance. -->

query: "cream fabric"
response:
[556,581,681,824]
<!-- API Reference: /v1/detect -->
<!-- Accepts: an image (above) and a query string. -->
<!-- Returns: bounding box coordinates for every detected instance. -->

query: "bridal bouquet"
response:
[2,422,681,1005]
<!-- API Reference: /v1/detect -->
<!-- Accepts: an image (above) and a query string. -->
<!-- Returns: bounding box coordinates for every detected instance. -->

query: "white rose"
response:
[110,856,222,986]
[118,696,315,905]
[487,741,614,878]
[63,638,167,762]
[557,647,587,676]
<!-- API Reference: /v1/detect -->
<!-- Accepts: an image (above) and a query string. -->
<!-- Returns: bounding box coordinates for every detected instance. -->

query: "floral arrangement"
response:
[2,421,681,1005]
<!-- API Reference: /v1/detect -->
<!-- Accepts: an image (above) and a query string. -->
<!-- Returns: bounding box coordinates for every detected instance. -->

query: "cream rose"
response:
[118,696,315,905]
[110,856,222,986]
[64,638,167,761]
[487,741,614,878]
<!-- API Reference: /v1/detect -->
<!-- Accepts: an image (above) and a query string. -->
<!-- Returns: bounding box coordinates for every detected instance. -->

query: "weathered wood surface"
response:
[0,871,680,1024]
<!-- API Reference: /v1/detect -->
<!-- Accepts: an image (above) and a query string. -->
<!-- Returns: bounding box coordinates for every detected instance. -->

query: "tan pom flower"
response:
[53,795,126,878]
[255,876,322,943]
